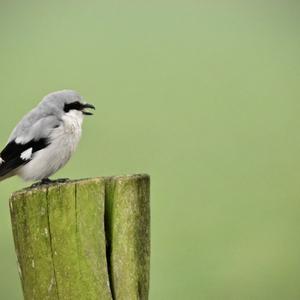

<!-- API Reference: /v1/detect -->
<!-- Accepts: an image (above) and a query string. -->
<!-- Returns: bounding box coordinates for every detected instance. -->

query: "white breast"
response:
[17,110,84,181]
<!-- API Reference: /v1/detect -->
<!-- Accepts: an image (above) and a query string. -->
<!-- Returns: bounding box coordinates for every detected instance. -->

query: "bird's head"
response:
[40,90,96,118]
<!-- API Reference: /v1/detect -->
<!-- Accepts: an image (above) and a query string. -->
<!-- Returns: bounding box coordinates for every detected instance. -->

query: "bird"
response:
[0,90,95,184]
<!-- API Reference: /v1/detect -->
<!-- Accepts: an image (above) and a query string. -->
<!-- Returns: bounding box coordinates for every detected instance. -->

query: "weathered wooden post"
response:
[9,174,150,300]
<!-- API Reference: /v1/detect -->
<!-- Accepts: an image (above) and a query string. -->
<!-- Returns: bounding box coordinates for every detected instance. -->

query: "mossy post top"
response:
[9,174,150,300]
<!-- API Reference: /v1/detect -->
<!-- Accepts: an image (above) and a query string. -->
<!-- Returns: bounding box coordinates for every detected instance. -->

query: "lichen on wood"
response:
[105,175,150,300]
[9,175,150,300]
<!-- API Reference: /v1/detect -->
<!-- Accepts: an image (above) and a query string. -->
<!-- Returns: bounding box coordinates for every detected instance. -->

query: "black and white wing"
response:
[0,116,61,178]
[0,138,50,177]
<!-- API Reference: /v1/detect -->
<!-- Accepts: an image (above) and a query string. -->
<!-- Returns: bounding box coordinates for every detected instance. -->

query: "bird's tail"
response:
[0,161,14,182]
[0,171,15,182]
[0,173,11,182]
[0,158,16,182]
[0,160,5,182]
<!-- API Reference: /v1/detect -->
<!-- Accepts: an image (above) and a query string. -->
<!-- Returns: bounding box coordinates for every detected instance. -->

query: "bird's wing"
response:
[0,115,61,178]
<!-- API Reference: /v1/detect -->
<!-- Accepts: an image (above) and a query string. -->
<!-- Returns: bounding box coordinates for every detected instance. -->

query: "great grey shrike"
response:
[0,90,95,183]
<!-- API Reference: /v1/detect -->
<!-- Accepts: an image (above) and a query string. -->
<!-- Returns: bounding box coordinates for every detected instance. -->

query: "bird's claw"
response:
[30,178,70,188]
[30,181,45,188]
[53,178,70,183]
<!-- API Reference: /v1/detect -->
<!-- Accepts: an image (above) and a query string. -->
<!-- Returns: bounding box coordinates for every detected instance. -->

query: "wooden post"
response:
[106,175,150,300]
[9,175,150,300]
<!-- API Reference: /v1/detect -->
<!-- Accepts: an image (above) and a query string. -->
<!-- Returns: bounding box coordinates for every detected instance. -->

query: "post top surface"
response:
[10,174,150,198]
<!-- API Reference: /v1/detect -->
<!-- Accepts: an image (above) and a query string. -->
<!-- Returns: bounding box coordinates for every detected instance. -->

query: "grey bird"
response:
[0,90,95,184]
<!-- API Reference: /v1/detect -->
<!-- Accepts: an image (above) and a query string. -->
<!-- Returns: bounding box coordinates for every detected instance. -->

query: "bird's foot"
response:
[30,181,46,188]
[30,178,70,188]
[41,178,52,185]
[30,182,40,188]
[30,178,52,188]
[53,178,70,183]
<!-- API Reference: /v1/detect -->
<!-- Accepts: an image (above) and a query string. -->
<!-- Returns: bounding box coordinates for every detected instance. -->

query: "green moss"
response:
[105,175,150,300]
[10,175,150,300]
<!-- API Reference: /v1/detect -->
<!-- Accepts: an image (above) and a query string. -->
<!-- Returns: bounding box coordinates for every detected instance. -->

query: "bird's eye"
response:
[64,102,83,113]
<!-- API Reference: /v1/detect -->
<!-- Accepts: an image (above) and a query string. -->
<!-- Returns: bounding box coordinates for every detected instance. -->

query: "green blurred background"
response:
[0,1,300,299]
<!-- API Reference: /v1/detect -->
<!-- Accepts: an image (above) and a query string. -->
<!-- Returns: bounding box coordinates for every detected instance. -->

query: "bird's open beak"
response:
[82,103,96,115]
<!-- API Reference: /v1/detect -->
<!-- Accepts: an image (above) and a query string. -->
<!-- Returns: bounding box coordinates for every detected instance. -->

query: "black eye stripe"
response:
[64,101,83,112]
